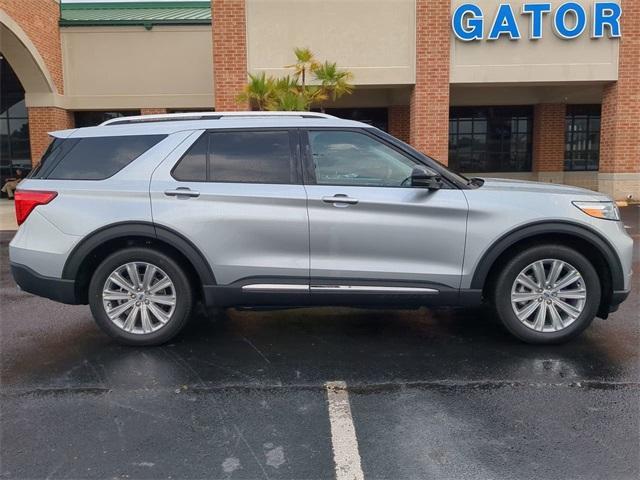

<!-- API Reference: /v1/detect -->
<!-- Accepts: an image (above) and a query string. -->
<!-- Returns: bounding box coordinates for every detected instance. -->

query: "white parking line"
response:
[325,381,365,480]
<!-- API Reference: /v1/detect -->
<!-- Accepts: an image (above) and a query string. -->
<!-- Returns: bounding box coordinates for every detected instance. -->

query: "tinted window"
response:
[308,130,417,187]
[47,135,166,180]
[172,133,208,181]
[210,131,293,184]
[28,137,68,178]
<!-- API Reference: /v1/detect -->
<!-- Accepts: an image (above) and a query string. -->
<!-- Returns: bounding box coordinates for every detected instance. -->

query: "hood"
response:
[476,177,610,200]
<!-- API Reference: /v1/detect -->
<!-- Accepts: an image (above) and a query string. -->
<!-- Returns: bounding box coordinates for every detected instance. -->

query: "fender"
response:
[61,221,216,285]
[470,220,624,291]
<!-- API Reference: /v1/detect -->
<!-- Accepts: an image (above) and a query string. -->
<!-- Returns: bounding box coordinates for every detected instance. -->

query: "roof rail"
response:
[101,111,336,126]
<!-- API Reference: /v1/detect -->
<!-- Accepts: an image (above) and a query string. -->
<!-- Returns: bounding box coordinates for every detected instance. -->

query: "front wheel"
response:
[493,244,601,344]
[89,248,193,346]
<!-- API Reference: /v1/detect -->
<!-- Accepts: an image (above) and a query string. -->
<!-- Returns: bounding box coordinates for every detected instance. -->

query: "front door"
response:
[302,129,468,300]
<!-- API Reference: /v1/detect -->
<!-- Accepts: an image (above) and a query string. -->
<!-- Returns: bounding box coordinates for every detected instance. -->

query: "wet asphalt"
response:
[1,206,638,480]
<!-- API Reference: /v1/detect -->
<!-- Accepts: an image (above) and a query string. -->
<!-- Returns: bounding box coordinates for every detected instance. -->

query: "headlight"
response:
[573,201,620,221]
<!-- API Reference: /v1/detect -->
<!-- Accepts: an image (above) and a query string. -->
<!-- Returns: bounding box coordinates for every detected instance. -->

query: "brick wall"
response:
[388,105,410,143]
[532,104,566,172]
[27,107,75,164]
[140,108,168,115]
[0,0,65,93]
[600,0,639,175]
[410,0,450,163]
[212,0,249,111]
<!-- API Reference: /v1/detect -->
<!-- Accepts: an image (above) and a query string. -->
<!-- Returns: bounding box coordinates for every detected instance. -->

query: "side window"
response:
[209,131,294,184]
[29,138,73,179]
[172,132,208,181]
[308,130,418,187]
[47,135,166,180]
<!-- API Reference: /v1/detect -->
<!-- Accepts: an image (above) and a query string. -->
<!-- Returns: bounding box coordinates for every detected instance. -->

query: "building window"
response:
[565,105,600,171]
[1,57,31,183]
[449,106,533,173]
[74,111,141,128]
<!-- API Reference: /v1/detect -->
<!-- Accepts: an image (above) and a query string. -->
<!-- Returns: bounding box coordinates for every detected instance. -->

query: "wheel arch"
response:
[472,221,624,316]
[62,222,216,304]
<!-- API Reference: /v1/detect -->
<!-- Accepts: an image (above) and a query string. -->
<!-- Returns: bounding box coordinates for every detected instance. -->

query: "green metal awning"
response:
[60,1,212,28]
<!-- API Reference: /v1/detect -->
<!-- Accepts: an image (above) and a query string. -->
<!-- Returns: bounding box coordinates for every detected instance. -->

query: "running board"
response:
[241,284,439,294]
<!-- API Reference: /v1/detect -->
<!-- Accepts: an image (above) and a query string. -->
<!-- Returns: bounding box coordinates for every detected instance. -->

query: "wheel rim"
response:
[102,262,177,335]
[510,259,587,333]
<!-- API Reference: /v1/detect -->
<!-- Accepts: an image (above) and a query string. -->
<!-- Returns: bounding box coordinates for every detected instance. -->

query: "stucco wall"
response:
[245,0,416,85]
[61,26,214,109]
[449,0,620,84]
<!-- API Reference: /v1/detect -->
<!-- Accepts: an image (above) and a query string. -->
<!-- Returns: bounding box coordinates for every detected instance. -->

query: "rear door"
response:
[302,128,468,300]
[150,129,310,296]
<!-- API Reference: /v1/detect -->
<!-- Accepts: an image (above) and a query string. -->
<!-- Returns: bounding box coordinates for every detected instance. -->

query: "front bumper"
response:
[10,262,79,305]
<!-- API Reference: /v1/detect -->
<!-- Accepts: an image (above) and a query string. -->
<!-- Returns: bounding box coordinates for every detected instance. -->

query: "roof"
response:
[59,1,212,28]
[51,112,372,138]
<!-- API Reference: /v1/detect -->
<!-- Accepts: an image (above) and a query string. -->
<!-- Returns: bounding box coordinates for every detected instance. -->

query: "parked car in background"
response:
[9,112,633,346]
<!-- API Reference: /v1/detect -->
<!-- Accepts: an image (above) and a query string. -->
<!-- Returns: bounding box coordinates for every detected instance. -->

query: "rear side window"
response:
[45,135,166,180]
[172,130,296,184]
[29,137,72,178]
[172,133,208,182]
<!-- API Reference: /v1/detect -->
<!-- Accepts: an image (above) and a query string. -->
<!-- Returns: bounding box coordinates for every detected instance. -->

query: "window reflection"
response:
[449,106,533,173]
[565,105,600,171]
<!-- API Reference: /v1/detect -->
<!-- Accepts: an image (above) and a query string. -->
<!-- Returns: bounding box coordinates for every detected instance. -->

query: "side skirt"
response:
[203,277,483,309]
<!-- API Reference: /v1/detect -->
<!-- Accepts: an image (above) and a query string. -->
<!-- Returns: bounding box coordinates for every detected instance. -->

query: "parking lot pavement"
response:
[1,206,638,480]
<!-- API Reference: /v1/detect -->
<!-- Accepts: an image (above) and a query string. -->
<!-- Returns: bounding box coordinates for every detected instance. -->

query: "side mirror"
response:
[411,166,442,189]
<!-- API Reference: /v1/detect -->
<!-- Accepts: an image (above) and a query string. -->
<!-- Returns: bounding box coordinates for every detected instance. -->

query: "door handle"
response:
[164,187,200,198]
[322,194,359,205]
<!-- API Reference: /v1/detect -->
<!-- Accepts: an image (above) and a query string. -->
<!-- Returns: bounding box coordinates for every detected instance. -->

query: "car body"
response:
[9,112,633,345]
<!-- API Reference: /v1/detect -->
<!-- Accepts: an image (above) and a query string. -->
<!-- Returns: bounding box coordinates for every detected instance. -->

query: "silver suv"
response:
[9,112,633,346]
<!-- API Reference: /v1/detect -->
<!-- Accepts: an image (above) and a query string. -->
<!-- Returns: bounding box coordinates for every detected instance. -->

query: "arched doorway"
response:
[0,56,30,188]
[1,8,68,175]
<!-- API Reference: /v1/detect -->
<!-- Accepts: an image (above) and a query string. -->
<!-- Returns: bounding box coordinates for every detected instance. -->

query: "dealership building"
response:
[0,0,637,199]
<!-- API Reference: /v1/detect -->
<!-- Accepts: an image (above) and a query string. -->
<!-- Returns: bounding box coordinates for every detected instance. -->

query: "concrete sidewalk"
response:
[0,199,17,231]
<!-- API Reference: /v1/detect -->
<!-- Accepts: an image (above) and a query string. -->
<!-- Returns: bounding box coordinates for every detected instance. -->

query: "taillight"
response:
[14,190,58,226]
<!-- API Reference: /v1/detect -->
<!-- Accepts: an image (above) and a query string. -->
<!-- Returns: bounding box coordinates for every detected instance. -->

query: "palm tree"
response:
[237,48,355,111]
[313,61,354,102]
[237,72,275,111]
[286,47,320,91]
[272,89,311,111]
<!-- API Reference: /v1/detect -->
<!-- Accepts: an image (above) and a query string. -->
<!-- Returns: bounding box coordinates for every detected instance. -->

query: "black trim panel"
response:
[470,221,625,291]
[61,221,216,285]
[202,276,484,309]
[610,289,630,309]
[11,263,79,305]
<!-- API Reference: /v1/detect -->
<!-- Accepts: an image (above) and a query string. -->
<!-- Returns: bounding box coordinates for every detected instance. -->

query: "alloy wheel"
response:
[102,262,177,335]
[510,259,587,333]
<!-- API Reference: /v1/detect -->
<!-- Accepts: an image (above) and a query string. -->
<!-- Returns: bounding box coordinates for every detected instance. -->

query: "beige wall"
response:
[246,0,415,85]
[61,26,214,109]
[450,0,620,84]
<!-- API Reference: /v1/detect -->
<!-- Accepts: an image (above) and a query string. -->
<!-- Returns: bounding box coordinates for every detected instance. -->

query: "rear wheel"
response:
[493,244,601,344]
[89,248,193,346]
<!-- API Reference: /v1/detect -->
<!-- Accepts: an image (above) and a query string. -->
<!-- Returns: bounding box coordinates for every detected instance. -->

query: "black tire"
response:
[493,244,601,344]
[89,247,194,346]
